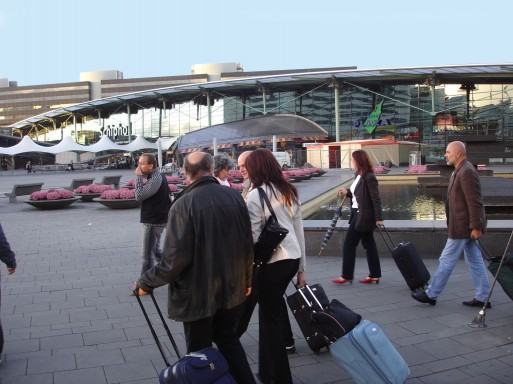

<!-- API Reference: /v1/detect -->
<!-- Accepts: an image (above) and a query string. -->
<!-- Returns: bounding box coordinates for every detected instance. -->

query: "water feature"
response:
[306,183,513,221]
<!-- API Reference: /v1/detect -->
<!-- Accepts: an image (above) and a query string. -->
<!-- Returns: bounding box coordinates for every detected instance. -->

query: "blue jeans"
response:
[141,224,165,275]
[426,238,490,302]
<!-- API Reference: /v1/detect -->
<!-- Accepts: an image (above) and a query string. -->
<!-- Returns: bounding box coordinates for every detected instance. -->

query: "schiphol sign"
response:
[100,123,130,140]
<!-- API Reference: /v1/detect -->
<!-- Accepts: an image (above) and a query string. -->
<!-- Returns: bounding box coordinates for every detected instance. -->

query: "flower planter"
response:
[93,198,141,209]
[25,197,79,210]
[74,192,102,202]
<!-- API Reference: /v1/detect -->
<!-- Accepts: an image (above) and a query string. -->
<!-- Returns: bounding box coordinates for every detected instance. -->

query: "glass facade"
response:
[27,81,513,163]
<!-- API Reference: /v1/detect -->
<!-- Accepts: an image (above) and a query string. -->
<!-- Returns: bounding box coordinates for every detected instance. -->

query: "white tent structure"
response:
[0,135,177,155]
[0,136,52,156]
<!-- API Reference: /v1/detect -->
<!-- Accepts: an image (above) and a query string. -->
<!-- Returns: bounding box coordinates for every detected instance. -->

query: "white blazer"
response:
[246,183,306,272]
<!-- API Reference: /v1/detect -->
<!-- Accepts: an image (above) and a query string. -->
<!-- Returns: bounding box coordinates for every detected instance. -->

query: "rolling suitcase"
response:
[133,289,236,384]
[379,225,430,292]
[330,319,410,384]
[287,283,361,353]
[478,232,513,301]
[286,283,331,354]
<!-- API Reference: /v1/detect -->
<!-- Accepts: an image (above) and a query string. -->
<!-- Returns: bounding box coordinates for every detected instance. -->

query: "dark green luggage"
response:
[487,252,513,301]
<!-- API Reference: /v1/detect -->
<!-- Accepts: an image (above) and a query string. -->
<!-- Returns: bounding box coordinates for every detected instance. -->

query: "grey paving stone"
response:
[0,373,53,384]
[83,329,127,346]
[75,349,126,369]
[29,311,70,327]
[27,353,76,374]
[0,358,28,377]
[54,367,107,384]
[104,361,157,383]
[40,334,84,350]
[2,338,39,354]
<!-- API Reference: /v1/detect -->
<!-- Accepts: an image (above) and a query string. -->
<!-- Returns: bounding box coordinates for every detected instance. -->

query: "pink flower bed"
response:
[373,165,388,174]
[30,189,74,201]
[229,170,243,178]
[165,176,181,183]
[75,184,113,193]
[168,183,179,192]
[125,179,147,187]
[100,188,136,200]
[231,183,244,191]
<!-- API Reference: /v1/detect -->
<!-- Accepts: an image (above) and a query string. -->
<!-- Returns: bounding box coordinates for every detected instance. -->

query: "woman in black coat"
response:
[332,150,384,285]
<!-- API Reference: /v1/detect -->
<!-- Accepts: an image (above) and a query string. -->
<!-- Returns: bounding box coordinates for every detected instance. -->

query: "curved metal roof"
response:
[176,114,328,152]
[9,63,513,131]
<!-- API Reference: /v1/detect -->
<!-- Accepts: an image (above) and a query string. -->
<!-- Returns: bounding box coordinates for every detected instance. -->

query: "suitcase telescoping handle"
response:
[377,224,396,252]
[292,282,324,311]
[133,289,182,365]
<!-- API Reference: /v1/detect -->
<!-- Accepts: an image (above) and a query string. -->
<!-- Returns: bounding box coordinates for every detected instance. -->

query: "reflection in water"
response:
[308,184,464,221]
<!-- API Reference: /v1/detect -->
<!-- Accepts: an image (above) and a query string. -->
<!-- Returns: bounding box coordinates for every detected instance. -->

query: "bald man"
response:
[412,141,490,308]
[238,150,253,200]
[136,152,256,383]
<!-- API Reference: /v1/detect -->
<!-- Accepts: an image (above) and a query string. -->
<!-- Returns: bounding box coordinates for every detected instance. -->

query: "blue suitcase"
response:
[330,320,409,384]
[134,290,236,384]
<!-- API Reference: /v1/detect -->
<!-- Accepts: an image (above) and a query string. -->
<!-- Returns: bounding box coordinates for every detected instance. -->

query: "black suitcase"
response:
[379,226,430,292]
[286,283,331,354]
[478,234,513,301]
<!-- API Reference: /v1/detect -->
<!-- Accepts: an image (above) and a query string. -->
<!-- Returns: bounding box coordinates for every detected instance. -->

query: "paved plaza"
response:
[0,168,512,383]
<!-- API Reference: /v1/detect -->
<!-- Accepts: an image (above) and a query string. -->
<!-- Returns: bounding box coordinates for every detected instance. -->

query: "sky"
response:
[1,0,511,86]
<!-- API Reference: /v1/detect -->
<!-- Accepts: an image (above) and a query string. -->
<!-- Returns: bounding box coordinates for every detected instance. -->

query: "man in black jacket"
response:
[0,223,16,362]
[135,152,256,384]
[135,153,170,275]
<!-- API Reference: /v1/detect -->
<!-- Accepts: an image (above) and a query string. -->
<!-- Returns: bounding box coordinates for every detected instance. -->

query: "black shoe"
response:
[286,344,296,354]
[462,298,491,309]
[411,291,437,306]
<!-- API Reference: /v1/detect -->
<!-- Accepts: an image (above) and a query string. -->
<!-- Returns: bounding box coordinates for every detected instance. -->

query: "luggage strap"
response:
[133,289,182,366]
[377,224,395,252]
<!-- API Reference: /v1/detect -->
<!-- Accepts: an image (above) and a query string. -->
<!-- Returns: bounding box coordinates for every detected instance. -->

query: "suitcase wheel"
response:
[313,349,320,355]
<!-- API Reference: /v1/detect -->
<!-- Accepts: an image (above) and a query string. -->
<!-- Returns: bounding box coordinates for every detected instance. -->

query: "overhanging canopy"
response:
[176,114,328,153]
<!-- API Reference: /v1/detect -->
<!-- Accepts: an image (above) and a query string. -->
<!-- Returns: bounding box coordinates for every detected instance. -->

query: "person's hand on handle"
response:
[337,187,347,197]
[297,271,306,288]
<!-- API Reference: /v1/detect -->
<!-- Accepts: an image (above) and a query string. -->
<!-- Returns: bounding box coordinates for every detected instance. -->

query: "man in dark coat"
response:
[135,152,256,384]
[412,141,490,307]
[0,223,16,361]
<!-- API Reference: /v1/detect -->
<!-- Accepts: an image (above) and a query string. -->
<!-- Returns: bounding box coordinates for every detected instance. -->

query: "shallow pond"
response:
[306,184,513,221]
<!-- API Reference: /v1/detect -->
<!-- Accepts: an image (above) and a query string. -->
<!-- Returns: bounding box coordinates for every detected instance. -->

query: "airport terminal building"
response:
[2,62,513,166]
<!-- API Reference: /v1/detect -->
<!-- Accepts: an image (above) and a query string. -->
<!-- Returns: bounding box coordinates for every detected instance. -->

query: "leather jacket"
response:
[138,176,254,322]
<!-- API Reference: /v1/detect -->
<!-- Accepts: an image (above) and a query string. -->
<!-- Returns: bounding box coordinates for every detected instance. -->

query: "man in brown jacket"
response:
[412,141,490,307]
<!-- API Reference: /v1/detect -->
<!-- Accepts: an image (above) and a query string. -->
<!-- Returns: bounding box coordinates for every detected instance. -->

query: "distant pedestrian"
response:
[134,153,170,276]
[412,141,490,307]
[214,154,234,187]
[332,149,384,285]
[25,161,32,173]
[0,223,16,363]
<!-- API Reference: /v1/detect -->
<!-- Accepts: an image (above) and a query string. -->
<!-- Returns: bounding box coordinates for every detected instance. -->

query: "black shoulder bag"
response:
[253,188,289,266]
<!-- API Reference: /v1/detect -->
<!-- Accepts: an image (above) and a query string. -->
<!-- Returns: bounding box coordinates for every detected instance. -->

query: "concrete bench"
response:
[64,178,95,191]
[4,183,44,203]
[98,175,122,189]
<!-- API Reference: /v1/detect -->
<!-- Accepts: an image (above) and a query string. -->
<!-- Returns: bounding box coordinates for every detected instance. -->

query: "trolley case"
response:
[379,226,430,292]
[286,283,361,353]
[479,234,513,301]
[286,283,331,354]
[330,319,410,384]
[133,290,236,384]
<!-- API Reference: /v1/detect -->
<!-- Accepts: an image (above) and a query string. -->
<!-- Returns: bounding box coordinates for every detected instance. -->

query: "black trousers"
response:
[342,209,381,280]
[236,266,295,347]
[183,303,256,384]
[257,258,299,384]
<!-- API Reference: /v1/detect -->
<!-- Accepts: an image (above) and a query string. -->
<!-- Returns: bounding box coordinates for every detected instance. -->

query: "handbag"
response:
[253,187,289,266]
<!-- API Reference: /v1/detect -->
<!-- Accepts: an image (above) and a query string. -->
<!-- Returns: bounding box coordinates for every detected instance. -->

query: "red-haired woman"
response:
[245,148,306,384]
[332,149,384,285]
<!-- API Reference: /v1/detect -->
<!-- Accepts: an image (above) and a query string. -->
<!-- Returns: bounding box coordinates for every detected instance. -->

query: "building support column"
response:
[207,93,212,126]
[127,103,132,143]
[334,84,340,142]
[73,114,77,142]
